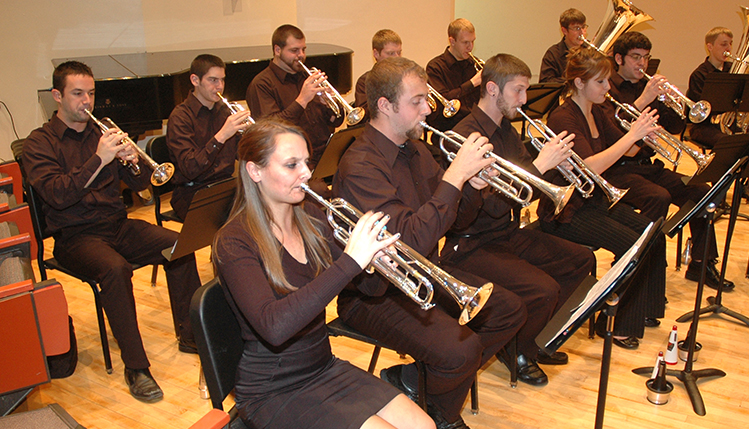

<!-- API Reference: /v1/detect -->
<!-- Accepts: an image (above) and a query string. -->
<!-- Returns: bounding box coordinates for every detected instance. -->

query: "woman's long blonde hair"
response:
[214,119,332,294]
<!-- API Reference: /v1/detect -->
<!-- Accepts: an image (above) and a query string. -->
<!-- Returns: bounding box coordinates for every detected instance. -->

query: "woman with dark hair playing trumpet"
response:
[538,47,666,349]
[213,119,434,429]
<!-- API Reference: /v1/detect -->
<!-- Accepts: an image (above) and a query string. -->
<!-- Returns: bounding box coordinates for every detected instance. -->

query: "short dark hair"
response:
[53,61,93,93]
[560,8,586,28]
[366,57,427,120]
[272,24,305,52]
[372,29,402,52]
[612,31,652,60]
[481,54,531,98]
[190,54,225,80]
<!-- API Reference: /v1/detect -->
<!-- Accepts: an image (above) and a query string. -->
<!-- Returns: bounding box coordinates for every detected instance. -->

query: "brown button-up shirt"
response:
[23,113,151,236]
[246,61,343,167]
[332,123,482,295]
[425,48,480,138]
[539,39,570,84]
[353,70,371,123]
[166,91,239,218]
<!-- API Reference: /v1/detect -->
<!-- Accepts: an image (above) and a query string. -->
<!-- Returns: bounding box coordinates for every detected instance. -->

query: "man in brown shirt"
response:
[23,61,202,404]
[425,18,481,143]
[333,56,525,429]
[246,24,343,168]
[166,54,251,220]
[447,53,596,385]
[539,8,588,83]
[354,29,403,120]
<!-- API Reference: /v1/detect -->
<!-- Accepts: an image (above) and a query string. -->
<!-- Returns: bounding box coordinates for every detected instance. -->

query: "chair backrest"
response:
[146,136,176,196]
[190,277,244,411]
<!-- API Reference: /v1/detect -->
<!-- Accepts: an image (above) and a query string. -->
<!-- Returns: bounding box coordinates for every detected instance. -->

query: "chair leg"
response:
[150,265,158,287]
[470,376,479,415]
[508,335,518,388]
[675,229,683,271]
[588,314,596,339]
[367,346,381,374]
[415,360,427,411]
[89,282,113,374]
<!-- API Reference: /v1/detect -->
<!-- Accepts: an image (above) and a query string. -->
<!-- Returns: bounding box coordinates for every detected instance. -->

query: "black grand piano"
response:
[40,44,354,139]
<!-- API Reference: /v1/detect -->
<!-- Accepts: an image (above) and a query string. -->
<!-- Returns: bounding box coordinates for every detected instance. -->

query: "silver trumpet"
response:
[516,108,628,208]
[216,92,255,133]
[638,69,711,123]
[297,60,365,127]
[301,183,492,325]
[427,84,461,118]
[468,52,485,72]
[606,94,714,175]
[421,122,574,215]
[84,109,174,186]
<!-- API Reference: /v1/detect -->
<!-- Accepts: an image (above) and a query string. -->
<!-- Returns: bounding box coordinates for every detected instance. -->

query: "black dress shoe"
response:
[644,317,661,328]
[685,260,735,291]
[178,338,198,354]
[498,352,548,385]
[595,326,639,350]
[380,364,418,403]
[124,367,163,403]
[537,351,568,365]
[433,416,471,429]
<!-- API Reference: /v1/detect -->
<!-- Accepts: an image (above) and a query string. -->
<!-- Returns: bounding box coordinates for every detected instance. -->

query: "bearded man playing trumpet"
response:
[444,53,596,386]
[333,56,526,429]
[600,32,734,291]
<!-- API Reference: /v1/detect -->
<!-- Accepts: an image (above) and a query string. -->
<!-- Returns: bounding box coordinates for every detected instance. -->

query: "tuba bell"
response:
[584,0,653,55]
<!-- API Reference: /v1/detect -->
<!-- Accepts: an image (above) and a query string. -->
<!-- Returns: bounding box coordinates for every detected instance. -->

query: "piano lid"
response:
[51,44,352,80]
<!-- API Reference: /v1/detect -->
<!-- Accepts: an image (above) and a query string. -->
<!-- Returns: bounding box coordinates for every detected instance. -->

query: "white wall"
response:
[0,0,744,162]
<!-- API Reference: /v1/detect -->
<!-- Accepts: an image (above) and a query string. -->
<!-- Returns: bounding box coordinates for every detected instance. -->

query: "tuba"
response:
[516,107,628,208]
[84,109,174,186]
[301,183,493,325]
[297,60,365,127]
[421,122,574,215]
[606,94,714,175]
[715,6,749,134]
[426,84,461,118]
[584,0,653,55]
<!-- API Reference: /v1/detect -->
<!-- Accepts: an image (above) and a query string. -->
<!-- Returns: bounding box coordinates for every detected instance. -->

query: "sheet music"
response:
[545,222,654,347]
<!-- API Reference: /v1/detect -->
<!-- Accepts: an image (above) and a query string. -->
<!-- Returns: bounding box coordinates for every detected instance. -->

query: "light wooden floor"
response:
[13,156,749,429]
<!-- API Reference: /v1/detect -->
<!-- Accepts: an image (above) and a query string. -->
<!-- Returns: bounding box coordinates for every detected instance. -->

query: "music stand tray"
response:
[536,218,663,355]
[684,133,749,185]
[311,124,365,183]
[701,74,749,115]
[521,83,564,118]
[162,177,236,261]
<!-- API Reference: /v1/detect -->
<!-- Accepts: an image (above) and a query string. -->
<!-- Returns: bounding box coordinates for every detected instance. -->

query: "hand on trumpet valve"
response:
[344,210,400,270]
[641,73,668,104]
[534,131,576,174]
[298,69,327,107]
[627,106,660,142]
[97,128,129,166]
[442,132,494,190]
[217,109,253,141]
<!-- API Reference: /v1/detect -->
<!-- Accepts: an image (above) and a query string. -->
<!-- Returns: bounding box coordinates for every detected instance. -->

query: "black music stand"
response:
[677,144,749,327]
[536,219,663,429]
[311,124,365,184]
[701,74,749,118]
[516,83,564,136]
[632,157,747,416]
[161,177,236,261]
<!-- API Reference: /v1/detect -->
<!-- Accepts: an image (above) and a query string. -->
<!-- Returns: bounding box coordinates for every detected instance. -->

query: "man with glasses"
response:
[601,31,734,292]
[539,8,588,83]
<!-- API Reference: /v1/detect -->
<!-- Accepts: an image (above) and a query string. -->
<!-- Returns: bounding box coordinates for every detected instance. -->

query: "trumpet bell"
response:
[152,163,175,186]
[346,107,366,126]
[688,100,711,124]
[554,184,576,216]
[606,186,628,209]
[443,100,461,118]
[458,282,494,325]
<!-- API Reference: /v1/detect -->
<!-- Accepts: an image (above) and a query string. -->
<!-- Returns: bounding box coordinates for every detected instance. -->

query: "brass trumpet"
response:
[638,69,711,123]
[606,94,714,175]
[468,52,485,72]
[515,107,628,208]
[301,183,492,325]
[426,84,461,118]
[421,122,574,215]
[84,109,174,186]
[216,92,255,132]
[297,60,365,127]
